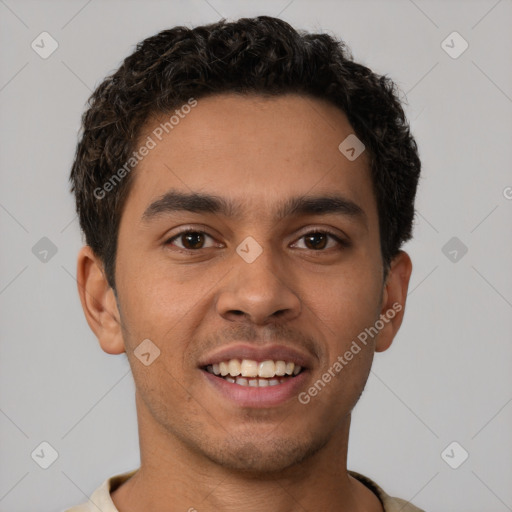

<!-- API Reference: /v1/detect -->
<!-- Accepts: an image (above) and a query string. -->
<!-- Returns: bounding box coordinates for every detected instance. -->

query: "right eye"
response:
[165,230,219,251]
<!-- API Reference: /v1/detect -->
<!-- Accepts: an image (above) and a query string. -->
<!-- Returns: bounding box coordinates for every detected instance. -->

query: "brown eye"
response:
[181,232,205,249]
[167,231,216,250]
[294,231,346,251]
[304,232,328,250]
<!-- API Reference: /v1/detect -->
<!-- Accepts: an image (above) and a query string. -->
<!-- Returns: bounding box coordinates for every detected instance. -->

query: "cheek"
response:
[305,261,382,336]
[305,277,379,407]
[115,256,215,363]
[118,274,200,415]
[300,268,382,399]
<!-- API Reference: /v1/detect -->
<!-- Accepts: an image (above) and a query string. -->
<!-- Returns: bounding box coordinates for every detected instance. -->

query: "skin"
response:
[77,93,412,512]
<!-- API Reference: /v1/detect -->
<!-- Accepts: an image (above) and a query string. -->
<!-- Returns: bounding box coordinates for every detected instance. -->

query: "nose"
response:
[216,244,301,325]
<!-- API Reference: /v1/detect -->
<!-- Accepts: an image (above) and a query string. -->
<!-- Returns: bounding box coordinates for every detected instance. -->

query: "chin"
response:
[202,433,328,475]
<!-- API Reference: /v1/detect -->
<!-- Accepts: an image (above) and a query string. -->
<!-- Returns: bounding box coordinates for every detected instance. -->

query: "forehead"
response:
[125,93,376,226]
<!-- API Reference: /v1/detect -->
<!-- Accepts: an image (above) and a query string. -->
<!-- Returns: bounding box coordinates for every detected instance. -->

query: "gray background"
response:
[1,0,511,511]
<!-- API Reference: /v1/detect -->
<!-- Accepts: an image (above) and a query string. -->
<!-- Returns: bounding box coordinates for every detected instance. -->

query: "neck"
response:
[111,394,382,512]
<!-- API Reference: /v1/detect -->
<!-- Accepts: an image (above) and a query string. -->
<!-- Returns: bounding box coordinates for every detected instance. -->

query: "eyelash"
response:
[165,228,350,252]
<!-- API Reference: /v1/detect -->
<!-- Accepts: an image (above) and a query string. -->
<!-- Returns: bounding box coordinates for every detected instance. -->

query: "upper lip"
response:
[198,343,314,369]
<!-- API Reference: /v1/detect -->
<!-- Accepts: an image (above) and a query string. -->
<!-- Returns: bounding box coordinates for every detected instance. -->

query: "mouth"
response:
[202,358,305,387]
[199,358,309,408]
[198,344,313,407]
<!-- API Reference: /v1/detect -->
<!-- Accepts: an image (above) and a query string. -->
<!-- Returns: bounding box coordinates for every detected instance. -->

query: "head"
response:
[71,16,419,474]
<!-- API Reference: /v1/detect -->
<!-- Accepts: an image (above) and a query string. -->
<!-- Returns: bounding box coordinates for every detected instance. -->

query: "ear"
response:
[375,250,413,353]
[76,246,125,355]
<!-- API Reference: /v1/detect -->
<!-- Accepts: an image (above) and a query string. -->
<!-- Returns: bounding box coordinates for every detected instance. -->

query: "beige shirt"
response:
[65,469,425,511]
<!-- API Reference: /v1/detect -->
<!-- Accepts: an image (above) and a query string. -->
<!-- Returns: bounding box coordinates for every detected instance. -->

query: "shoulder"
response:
[63,470,138,512]
[348,470,426,512]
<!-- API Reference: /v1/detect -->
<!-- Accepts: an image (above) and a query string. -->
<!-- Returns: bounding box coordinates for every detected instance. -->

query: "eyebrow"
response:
[141,189,368,229]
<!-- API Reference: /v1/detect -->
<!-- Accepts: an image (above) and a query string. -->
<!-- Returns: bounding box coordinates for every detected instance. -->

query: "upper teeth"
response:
[208,359,302,378]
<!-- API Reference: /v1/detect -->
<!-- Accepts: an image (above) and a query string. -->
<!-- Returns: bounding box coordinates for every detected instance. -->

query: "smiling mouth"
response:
[202,359,304,387]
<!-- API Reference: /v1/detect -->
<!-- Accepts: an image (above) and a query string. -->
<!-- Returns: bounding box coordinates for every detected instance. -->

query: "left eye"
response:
[167,231,218,250]
[292,232,345,251]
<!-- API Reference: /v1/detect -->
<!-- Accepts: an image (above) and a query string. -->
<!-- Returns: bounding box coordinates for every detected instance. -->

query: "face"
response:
[82,93,411,474]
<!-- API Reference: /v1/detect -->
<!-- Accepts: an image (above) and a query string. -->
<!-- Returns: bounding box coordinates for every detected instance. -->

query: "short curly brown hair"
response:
[70,15,421,289]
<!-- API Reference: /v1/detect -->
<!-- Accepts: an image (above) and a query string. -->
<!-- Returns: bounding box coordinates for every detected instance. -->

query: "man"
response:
[67,16,424,512]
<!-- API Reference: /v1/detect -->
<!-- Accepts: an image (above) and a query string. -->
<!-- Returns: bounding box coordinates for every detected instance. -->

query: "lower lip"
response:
[200,369,309,408]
